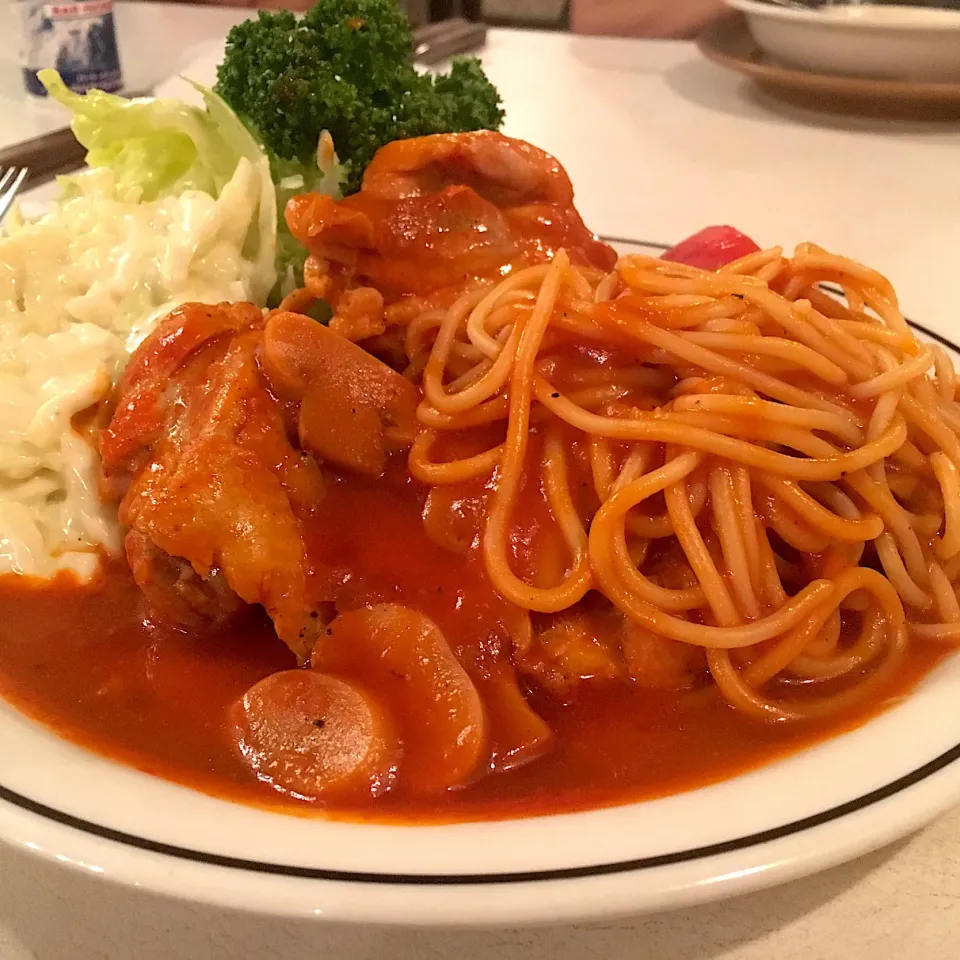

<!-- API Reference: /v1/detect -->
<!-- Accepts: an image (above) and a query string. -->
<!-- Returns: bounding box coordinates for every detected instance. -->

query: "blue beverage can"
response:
[17,0,123,96]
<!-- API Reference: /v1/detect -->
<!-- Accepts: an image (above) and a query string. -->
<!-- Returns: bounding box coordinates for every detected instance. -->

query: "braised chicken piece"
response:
[100,302,331,659]
[284,131,616,338]
[100,301,424,657]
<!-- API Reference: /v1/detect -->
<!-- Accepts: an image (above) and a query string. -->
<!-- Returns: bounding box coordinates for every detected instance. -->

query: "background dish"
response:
[725,0,960,82]
[700,13,960,110]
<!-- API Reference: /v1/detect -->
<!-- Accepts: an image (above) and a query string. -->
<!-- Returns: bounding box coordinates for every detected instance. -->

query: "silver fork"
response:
[0,167,29,226]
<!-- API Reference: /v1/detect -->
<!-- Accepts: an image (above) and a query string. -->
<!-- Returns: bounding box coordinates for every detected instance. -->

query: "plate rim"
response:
[2,736,960,886]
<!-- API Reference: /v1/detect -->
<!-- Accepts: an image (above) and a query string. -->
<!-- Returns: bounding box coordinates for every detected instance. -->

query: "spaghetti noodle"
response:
[406,244,960,721]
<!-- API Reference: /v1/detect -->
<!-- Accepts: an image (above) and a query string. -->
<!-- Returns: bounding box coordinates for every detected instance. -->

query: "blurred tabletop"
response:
[2,3,960,958]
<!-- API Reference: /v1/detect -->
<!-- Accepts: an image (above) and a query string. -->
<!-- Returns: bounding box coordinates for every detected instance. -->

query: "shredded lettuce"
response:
[38,69,277,304]
[38,68,350,306]
[270,134,345,301]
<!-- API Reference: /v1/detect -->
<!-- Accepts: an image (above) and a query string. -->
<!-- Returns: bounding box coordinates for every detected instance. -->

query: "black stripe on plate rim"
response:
[2,739,960,886]
[1,235,958,887]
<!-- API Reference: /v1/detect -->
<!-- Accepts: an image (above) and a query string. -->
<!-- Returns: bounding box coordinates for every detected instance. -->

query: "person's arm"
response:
[570,0,725,39]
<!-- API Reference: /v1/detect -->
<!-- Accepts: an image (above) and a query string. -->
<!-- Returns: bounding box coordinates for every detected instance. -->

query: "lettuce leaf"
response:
[39,70,347,306]
[269,133,345,302]
[40,69,264,201]
[38,69,277,303]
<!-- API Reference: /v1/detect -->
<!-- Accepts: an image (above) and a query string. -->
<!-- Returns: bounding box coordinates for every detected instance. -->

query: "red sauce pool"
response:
[0,474,946,823]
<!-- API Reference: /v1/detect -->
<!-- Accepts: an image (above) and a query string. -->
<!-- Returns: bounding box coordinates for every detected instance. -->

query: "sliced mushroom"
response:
[262,311,419,476]
[481,666,555,775]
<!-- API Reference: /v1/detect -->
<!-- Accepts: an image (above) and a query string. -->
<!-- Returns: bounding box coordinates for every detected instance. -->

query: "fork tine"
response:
[9,168,28,194]
[0,167,28,223]
[0,168,14,193]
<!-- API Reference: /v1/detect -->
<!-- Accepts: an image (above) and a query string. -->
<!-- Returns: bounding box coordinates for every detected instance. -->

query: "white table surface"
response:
[2,3,960,957]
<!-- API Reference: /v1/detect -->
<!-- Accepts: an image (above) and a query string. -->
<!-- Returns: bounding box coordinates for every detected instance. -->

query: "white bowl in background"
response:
[725,1,960,81]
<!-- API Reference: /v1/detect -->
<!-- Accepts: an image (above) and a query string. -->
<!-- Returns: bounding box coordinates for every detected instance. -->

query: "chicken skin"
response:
[100,302,329,660]
[284,131,616,340]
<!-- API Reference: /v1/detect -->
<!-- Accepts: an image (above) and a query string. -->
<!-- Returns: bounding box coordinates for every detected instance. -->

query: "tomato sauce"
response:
[0,471,947,823]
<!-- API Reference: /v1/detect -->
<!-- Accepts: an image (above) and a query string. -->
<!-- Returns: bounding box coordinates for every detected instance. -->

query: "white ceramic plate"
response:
[1,233,959,925]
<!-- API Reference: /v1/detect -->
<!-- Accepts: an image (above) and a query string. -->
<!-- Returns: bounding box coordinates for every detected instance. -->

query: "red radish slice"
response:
[662,226,760,270]
[313,605,488,793]
[233,670,399,800]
